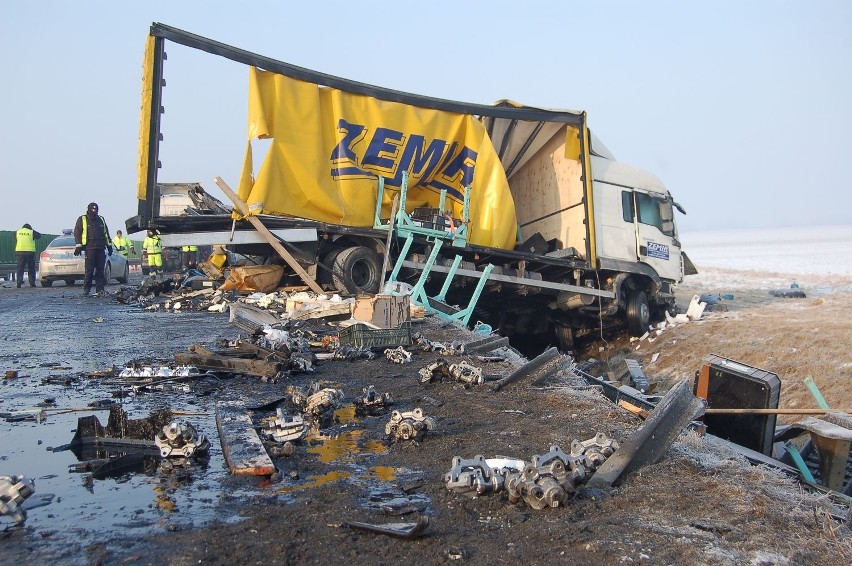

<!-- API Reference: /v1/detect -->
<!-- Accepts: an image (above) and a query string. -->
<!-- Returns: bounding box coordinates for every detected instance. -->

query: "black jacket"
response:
[74,213,110,250]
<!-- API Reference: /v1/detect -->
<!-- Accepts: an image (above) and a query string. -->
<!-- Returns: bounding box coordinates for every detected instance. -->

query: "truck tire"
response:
[64,279,76,286]
[41,279,53,287]
[331,246,382,294]
[555,324,574,352]
[626,290,650,337]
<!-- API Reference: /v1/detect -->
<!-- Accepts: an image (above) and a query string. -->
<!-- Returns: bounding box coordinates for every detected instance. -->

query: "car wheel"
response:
[626,290,650,337]
[103,262,112,284]
[331,246,382,294]
[41,279,53,287]
[117,262,129,284]
[64,279,76,286]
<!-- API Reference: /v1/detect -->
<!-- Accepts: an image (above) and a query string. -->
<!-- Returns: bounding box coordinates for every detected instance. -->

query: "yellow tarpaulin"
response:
[237,69,518,250]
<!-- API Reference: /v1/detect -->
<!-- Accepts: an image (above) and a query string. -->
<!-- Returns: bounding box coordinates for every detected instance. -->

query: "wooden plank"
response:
[214,176,325,295]
[215,401,275,476]
[174,345,282,378]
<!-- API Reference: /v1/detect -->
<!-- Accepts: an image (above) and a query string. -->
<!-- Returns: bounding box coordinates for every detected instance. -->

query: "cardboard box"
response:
[352,294,410,329]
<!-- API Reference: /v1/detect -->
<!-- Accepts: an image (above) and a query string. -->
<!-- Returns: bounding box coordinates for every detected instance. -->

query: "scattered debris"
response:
[343,515,430,539]
[260,410,307,443]
[154,421,211,458]
[385,408,435,442]
[0,475,35,526]
[215,401,275,476]
[353,385,394,416]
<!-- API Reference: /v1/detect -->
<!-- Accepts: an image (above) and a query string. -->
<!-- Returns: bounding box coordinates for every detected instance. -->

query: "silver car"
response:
[39,234,129,287]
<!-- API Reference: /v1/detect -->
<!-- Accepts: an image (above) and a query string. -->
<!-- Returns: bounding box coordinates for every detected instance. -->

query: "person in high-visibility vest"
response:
[181,245,199,270]
[143,229,163,274]
[73,202,111,297]
[112,229,135,259]
[15,223,42,288]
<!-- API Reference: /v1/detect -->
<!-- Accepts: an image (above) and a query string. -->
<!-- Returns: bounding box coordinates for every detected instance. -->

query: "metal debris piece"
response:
[444,455,505,496]
[448,361,483,385]
[291,387,344,417]
[412,333,465,355]
[154,421,211,458]
[418,359,483,385]
[587,379,706,488]
[384,347,412,364]
[385,408,435,442]
[261,410,306,443]
[333,344,377,361]
[118,365,203,379]
[443,434,618,509]
[491,346,561,392]
[353,385,394,415]
[623,359,650,393]
[0,475,35,526]
[344,515,430,539]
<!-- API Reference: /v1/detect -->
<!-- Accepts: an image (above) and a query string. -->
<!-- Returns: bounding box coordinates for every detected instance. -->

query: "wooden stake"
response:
[214,177,325,295]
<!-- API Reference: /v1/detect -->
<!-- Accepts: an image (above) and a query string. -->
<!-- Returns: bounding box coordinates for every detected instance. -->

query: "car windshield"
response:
[48,235,76,248]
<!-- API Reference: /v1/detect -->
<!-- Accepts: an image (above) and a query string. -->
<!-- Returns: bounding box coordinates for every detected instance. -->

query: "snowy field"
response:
[680,224,852,277]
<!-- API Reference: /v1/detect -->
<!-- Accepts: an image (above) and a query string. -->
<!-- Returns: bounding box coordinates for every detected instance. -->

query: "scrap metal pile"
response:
[444,433,619,510]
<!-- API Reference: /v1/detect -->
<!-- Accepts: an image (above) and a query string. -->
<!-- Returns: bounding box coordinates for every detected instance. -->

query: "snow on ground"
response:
[680,225,852,293]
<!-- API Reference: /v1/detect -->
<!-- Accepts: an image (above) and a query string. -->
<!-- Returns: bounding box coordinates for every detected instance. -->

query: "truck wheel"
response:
[331,246,382,294]
[64,279,76,286]
[626,291,650,337]
[555,324,574,352]
[41,279,53,287]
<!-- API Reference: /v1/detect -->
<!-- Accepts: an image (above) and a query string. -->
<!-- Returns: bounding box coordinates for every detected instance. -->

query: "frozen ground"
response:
[681,224,852,277]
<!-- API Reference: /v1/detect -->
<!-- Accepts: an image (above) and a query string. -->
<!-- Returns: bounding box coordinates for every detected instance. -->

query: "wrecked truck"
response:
[128,22,695,350]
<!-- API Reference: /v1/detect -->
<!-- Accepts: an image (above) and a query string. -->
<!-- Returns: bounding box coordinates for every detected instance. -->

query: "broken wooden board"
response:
[215,401,275,476]
[175,345,282,378]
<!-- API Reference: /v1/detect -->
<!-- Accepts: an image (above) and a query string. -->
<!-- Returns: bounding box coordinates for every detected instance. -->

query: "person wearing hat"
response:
[73,202,111,297]
[143,229,163,274]
[112,229,135,259]
[15,223,42,288]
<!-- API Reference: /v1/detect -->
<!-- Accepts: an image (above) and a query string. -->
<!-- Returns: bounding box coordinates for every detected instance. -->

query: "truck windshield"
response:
[622,191,676,237]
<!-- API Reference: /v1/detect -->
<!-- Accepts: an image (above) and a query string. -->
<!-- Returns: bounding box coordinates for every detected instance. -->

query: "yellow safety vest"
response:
[81,215,109,246]
[113,235,132,255]
[181,245,198,252]
[15,228,35,252]
[143,236,162,255]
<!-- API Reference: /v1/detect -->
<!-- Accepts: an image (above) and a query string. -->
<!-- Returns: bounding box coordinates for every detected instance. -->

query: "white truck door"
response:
[629,191,682,281]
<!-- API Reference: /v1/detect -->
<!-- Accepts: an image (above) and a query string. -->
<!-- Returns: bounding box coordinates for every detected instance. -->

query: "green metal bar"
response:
[803,375,830,410]
[434,255,462,301]
[409,241,444,312]
[446,263,494,326]
[784,442,816,483]
[387,233,414,285]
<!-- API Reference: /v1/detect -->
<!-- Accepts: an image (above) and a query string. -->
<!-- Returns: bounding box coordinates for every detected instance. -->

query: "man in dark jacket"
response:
[15,223,41,288]
[73,202,112,297]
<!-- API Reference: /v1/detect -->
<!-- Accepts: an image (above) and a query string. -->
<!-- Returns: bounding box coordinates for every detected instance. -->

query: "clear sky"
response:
[1,1,850,237]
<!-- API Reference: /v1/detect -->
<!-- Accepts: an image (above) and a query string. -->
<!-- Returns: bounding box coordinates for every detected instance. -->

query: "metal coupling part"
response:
[154,421,211,458]
[385,408,435,442]
[570,432,620,475]
[261,410,306,443]
[0,475,35,526]
[301,388,344,416]
[384,347,412,364]
[353,385,393,415]
[449,361,483,385]
[443,455,504,496]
